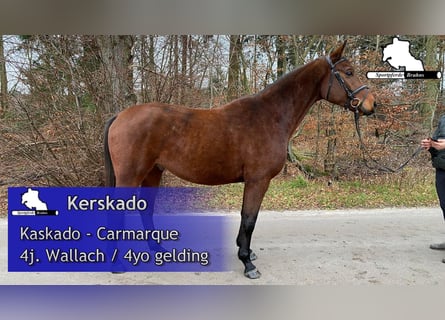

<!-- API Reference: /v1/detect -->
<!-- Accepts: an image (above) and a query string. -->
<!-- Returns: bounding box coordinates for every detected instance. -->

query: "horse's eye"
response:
[345,70,353,76]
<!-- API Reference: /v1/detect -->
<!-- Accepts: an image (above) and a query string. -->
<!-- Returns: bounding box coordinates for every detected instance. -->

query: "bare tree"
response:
[421,35,440,130]
[0,35,8,116]
[228,35,242,101]
[97,35,135,114]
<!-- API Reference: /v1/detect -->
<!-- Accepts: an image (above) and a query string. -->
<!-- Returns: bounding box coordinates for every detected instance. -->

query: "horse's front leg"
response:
[236,179,270,279]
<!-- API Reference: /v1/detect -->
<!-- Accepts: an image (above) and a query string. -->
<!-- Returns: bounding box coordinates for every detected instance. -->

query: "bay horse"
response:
[104,42,377,279]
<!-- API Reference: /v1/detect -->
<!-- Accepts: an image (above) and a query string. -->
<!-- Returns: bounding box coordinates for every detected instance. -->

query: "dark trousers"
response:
[435,169,445,221]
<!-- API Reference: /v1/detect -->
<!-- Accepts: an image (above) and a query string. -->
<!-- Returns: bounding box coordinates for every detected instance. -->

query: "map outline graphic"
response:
[21,188,48,211]
[382,37,424,71]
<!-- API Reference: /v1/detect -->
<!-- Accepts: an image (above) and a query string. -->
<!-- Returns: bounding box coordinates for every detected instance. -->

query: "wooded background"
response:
[0,35,444,186]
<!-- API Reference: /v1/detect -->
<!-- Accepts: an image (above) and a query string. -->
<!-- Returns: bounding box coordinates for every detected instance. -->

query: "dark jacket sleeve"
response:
[430,147,438,157]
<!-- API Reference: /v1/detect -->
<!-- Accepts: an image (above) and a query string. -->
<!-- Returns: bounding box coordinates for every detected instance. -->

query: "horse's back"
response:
[108,99,286,185]
[109,102,246,185]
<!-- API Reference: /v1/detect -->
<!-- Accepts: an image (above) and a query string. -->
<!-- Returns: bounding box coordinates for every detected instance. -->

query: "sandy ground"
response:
[1,207,445,285]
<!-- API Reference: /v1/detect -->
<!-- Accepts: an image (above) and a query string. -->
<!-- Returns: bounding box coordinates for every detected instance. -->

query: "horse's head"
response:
[321,41,376,116]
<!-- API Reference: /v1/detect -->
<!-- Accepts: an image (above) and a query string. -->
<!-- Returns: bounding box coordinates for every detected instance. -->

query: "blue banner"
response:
[8,187,228,272]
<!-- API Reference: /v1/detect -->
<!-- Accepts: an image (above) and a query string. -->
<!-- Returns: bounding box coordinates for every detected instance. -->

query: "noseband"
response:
[325,56,369,113]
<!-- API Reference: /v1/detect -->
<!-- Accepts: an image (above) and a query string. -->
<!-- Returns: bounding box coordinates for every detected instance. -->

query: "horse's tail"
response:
[104,115,117,187]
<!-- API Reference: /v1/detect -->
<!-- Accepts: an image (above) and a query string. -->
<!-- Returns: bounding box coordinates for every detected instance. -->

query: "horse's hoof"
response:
[111,260,127,274]
[250,251,258,261]
[111,271,126,274]
[244,268,261,279]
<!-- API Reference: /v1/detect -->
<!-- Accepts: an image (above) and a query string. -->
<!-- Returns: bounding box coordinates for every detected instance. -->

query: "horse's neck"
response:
[257,59,324,136]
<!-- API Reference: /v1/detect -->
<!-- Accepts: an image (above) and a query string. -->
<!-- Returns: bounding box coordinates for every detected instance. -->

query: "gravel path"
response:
[2,207,445,285]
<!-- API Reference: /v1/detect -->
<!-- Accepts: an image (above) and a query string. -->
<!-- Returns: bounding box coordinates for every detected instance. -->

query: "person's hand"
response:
[421,138,432,150]
[431,139,445,151]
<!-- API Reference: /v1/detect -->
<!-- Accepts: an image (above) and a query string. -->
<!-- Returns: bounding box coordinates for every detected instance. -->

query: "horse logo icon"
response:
[21,188,48,210]
[11,188,58,216]
[382,37,424,71]
[367,36,442,80]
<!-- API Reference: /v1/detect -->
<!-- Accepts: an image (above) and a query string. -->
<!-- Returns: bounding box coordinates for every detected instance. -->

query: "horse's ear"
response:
[330,41,347,63]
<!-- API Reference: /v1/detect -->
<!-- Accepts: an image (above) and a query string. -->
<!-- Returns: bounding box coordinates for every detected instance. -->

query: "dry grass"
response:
[205,169,437,211]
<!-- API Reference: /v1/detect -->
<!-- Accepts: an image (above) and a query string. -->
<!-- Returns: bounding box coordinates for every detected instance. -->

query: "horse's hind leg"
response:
[236,179,270,279]
[141,165,164,188]
[139,166,165,251]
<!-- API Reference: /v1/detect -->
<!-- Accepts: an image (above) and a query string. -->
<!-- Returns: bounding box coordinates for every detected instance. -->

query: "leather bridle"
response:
[324,56,422,173]
[325,56,369,114]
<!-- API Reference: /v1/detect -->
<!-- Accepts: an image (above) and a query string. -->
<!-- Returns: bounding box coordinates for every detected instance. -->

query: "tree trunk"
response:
[0,35,7,116]
[228,35,242,101]
[276,35,286,78]
[324,105,338,178]
[180,35,188,104]
[421,35,439,131]
[140,35,156,103]
[97,35,135,114]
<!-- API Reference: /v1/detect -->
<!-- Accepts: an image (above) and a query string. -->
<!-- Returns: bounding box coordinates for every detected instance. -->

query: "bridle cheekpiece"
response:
[325,56,369,114]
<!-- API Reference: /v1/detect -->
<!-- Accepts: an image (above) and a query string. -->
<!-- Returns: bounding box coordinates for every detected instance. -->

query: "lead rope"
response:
[353,111,423,173]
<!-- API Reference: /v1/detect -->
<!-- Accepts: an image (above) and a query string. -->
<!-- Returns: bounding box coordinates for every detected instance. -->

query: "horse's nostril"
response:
[374,101,378,108]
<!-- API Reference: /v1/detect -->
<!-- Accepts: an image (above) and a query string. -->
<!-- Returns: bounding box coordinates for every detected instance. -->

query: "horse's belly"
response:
[174,172,243,186]
[160,160,243,186]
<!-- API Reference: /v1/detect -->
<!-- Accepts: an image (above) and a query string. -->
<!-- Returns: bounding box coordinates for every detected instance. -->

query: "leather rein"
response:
[325,56,422,173]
